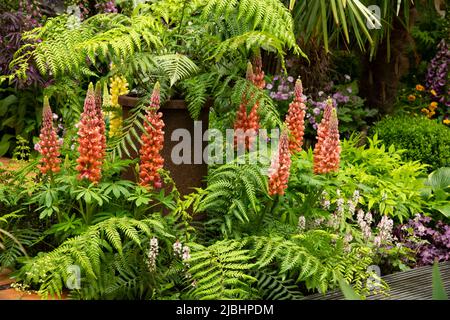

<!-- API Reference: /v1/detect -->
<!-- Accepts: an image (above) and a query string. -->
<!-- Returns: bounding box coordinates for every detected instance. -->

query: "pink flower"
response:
[313,99,341,174]
[139,82,165,189]
[285,79,306,153]
[268,132,291,196]
[76,83,105,183]
[37,97,61,175]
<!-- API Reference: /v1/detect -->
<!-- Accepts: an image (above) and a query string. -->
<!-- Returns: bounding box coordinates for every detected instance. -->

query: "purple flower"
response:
[34,143,41,152]
[287,76,294,83]
[313,107,321,115]
[266,83,273,90]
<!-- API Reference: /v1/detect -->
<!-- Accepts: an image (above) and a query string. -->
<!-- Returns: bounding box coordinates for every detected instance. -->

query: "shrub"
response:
[372,115,450,170]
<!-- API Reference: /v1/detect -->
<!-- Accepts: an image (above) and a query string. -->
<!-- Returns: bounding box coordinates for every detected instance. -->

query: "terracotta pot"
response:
[118,95,210,197]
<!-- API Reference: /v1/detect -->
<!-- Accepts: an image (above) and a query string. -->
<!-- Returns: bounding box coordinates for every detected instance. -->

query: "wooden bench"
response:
[305,261,450,300]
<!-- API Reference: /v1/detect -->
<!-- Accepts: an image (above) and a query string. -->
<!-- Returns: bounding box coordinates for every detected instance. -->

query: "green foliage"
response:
[202,0,303,58]
[254,270,303,300]
[432,261,449,300]
[16,216,173,299]
[338,135,427,222]
[372,115,450,170]
[421,167,450,219]
[187,240,257,300]
[197,160,269,237]
[290,0,414,59]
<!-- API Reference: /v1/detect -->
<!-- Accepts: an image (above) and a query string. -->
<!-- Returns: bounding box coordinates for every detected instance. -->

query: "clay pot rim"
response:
[118,94,212,110]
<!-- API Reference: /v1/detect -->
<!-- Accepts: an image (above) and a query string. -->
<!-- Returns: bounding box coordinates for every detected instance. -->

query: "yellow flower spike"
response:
[443,119,450,125]
[430,89,437,96]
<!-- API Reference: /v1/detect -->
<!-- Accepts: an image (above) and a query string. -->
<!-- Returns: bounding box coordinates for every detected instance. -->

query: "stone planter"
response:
[118,95,210,196]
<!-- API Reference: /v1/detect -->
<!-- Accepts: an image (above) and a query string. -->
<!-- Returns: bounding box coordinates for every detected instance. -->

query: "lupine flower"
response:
[139,82,165,189]
[251,50,266,90]
[285,79,306,153]
[147,237,159,272]
[313,99,341,174]
[37,97,61,175]
[109,75,129,137]
[234,63,260,149]
[268,132,291,196]
[76,83,104,183]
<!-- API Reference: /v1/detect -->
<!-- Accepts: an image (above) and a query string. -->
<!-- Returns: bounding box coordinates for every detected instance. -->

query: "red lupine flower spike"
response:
[37,96,61,175]
[313,99,341,174]
[139,82,165,189]
[234,62,261,149]
[285,79,306,153]
[76,83,104,183]
[268,132,292,196]
[252,49,266,90]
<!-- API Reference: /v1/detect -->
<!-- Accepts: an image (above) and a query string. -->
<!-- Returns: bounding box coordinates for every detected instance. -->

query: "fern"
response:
[187,240,257,299]
[16,216,174,299]
[254,270,303,300]
[0,228,40,269]
[202,0,304,57]
[197,161,269,237]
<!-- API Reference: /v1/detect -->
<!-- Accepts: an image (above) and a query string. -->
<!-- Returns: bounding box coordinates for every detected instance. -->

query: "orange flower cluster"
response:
[76,83,106,183]
[139,82,165,189]
[285,79,306,153]
[313,99,341,174]
[234,62,260,149]
[268,132,291,196]
[37,97,61,175]
[421,101,438,119]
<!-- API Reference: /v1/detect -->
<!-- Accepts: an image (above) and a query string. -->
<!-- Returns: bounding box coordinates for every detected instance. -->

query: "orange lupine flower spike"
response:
[139,82,165,189]
[268,132,292,196]
[285,79,306,153]
[234,63,255,148]
[37,97,61,175]
[252,49,266,90]
[76,83,104,183]
[313,100,341,174]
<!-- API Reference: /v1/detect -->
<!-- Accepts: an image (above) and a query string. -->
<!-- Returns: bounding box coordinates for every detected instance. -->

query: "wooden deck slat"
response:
[305,261,450,300]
